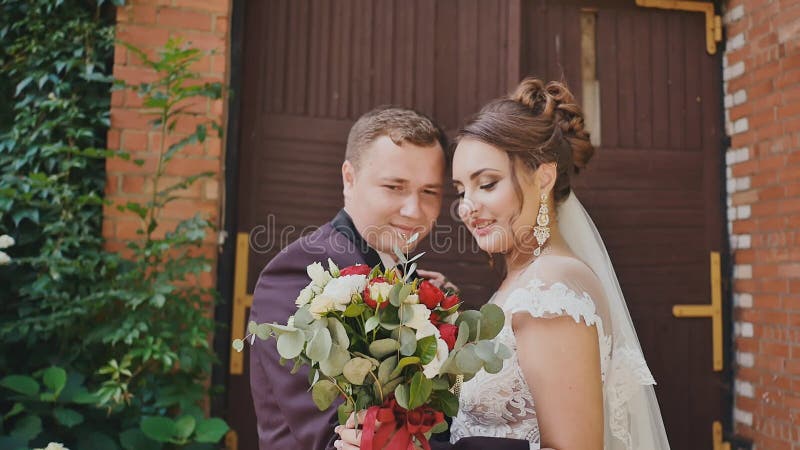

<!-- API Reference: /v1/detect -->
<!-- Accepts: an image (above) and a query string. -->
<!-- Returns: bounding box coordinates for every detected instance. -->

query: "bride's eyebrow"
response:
[469,168,501,180]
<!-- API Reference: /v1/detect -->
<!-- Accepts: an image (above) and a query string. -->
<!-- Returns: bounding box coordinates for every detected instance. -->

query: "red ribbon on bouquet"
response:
[360,395,444,450]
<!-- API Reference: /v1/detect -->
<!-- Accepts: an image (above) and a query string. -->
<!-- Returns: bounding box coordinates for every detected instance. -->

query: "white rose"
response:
[403,293,419,305]
[368,282,393,304]
[422,338,450,379]
[321,275,367,310]
[0,251,10,266]
[415,321,440,340]
[327,258,340,277]
[308,295,336,318]
[404,304,432,331]
[307,262,332,288]
[0,235,14,249]
[287,315,296,328]
[295,284,315,307]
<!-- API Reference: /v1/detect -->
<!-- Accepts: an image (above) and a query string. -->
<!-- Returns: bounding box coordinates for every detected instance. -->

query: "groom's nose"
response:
[399,194,423,219]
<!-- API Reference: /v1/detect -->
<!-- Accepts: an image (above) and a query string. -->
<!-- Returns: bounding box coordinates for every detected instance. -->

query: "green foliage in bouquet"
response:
[236,235,512,433]
[0,5,228,445]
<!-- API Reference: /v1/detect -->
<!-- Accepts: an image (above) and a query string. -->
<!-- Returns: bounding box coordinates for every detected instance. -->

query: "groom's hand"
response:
[416,269,459,293]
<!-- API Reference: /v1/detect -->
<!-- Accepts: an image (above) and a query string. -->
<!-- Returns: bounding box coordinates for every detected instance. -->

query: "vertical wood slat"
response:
[286,0,309,115]
[352,0,373,117]
[271,0,289,113]
[457,0,479,120]
[562,6,583,102]
[415,0,436,115]
[597,10,619,148]
[684,12,703,151]
[477,0,499,105]
[546,3,564,83]
[307,1,321,116]
[633,9,653,148]
[668,12,686,149]
[616,10,636,148]
[373,0,393,105]
[651,11,670,148]
[394,2,414,107]
[434,0,458,130]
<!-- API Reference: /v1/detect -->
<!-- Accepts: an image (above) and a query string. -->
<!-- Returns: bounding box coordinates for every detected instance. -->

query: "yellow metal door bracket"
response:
[229,232,254,375]
[673,251,724,371]
[636,0,723,54]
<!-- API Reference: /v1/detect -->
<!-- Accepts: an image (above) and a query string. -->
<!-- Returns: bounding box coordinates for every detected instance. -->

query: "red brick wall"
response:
[104,0,230,287]
[723,0,800,447]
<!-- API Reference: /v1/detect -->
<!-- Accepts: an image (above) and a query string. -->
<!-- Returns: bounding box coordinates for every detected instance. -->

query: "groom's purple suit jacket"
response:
[250,210,528,450]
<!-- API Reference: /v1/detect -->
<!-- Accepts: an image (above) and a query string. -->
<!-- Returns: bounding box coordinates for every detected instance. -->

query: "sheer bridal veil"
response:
[558,192,671,450]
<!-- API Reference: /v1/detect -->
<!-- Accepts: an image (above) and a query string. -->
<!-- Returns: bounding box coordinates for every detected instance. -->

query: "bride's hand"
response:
[416,269,459,292]
[334,410,367,450]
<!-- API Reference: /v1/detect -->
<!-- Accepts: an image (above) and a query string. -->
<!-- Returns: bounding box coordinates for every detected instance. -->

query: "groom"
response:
[249,106,528,450]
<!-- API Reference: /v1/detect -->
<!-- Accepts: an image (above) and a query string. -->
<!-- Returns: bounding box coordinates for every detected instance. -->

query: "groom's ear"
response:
[536,162,557,194]
[342,160,356,196]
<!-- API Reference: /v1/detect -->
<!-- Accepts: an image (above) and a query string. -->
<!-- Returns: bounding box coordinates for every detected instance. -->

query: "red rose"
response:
[438,323,458,350]
[441,294,460,310]
[429,312,441,325]
[417,280,445,309]
[340,264,372,276]
[363,277,390,309]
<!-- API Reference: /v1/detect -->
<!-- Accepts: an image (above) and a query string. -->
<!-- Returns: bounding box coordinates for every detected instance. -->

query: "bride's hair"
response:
[457,78,594,203]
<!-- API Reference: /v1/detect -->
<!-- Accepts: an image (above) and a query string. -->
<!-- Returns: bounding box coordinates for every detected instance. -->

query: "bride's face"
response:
[452,139,540,255]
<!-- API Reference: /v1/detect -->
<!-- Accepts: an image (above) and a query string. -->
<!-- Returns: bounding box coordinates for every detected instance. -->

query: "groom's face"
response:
[342,135,445,255]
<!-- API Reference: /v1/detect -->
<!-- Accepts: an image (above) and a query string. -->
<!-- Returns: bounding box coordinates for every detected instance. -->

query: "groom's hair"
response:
[345,106,448,170]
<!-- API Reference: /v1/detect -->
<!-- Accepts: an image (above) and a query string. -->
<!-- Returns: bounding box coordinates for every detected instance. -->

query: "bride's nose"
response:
[457,196,479,221]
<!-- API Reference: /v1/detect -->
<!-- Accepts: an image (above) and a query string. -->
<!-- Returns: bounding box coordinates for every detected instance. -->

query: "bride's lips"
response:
[391,224,417,237]
[470,219,496,237]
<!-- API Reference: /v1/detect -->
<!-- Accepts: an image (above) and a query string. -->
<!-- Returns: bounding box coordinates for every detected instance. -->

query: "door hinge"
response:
[636,0,723,54]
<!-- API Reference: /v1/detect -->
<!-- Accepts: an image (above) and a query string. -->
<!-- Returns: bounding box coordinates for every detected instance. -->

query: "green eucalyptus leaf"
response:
[383,376,403,395]
[388,283,403,307]
[342,358,373,385]
[455,345,483,374]
[473,340,496,363]
[319,343,351,377]
[483,355,504,374]
[378,355,398,384]
[276,330,304,359]
[369,339,400,359]
[365,316,380,333]
[398,326,417,356]
[343,302,367,317]
[307,328,333,362]
[394,384,409,410]
[327,318,350,348]
[454,322,469,350]
[248,321,259,334]
[479,303,505,340]
[311,380,340,411]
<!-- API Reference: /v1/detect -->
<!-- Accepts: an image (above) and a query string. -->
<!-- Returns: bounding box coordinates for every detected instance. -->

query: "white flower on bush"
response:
[322,275,367,308]
[0,234,14,249]
[422,338,450,379]
[35,444,69,450]
[307,262,332,288]
[0,251,10,266]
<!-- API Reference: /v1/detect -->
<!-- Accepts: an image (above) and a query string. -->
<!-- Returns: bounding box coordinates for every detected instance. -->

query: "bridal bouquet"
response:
[233,236,511,450]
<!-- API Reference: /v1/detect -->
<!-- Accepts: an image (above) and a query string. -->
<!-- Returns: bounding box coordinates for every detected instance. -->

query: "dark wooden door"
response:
[226,1,727,449]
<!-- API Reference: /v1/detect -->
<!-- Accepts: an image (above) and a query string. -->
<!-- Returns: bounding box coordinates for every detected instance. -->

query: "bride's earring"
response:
[533,192,550,257]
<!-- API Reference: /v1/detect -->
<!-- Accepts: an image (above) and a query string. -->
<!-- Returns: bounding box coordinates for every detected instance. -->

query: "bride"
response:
[336,78,670,450]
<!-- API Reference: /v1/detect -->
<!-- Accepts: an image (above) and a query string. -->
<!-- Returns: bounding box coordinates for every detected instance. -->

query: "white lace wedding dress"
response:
[450,194,671,450]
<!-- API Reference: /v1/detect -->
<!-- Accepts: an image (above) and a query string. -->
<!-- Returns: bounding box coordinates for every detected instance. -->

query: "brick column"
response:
[104,0,230,287]
[723,0,800,447]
